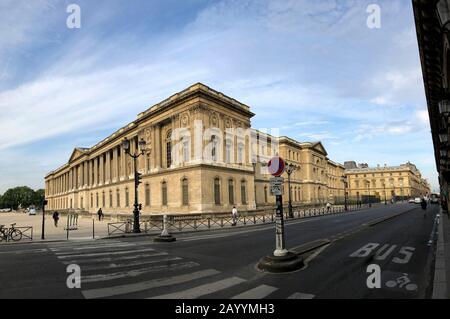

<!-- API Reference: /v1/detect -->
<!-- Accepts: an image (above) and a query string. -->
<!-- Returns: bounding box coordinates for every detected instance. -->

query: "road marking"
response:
[82,261,199,283]
[82,269,220,299]
[80,257,183,271]
[149,277,246,299]
[231,285,278,299]
[56,248,155,259]
[61,252,168,265]
[51,243,138,251]
[0,248,49,254]
[287,292,315,299]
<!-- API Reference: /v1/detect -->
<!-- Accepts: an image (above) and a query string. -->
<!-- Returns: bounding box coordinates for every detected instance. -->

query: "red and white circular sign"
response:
[268,156,285,176]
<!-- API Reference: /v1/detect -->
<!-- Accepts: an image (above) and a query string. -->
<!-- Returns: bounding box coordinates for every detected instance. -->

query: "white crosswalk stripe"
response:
[82,269,220,299]
[82,261,200,283]
[56,248,155,259]
[149,277,246,299]
[231,285,278,299]
[80,257,183,271]
[287,292,315,299]
[61,252,168,265]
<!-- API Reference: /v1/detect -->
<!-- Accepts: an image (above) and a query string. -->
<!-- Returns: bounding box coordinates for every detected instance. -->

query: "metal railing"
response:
[0,226,33,242]
[106,204,368,236]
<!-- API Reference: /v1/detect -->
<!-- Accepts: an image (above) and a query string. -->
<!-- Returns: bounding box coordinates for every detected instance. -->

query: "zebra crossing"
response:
[46,239,315,299]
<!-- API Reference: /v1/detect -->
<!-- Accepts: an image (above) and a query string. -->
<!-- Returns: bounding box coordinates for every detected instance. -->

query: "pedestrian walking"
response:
[326,202,331,214]
[231,206,238,226]
[421,197,428,218]
[52,211,59,227]
[97,208,103,221]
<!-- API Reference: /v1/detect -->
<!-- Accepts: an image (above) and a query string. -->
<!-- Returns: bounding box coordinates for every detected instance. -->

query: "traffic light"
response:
[138,204,142,211]
[135,171,142,187]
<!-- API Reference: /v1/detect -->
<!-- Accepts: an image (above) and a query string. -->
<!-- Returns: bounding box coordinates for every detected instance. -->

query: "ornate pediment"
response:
[68,147,88,163]
[311,142,328,156]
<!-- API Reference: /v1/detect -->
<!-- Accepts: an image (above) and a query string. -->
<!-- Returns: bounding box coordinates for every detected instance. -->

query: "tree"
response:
[1,186,37,210]
[33,189,45,209]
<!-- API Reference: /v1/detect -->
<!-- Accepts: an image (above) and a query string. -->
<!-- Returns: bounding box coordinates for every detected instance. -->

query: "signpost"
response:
[257,156,304,272]
[268,157,288,257]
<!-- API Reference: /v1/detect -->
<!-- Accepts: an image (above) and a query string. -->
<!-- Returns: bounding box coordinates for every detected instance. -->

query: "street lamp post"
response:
[285,163,296,218]
[122,137,146,233]
[341,175,348,211]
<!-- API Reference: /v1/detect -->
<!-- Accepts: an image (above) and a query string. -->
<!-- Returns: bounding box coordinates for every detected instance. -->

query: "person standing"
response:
[231,206,238,226]
[326,202,331,213]
[97,208,103,221]
[52,211,59,227]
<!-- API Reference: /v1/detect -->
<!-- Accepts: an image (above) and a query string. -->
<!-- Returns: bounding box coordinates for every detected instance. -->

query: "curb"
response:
[432,210,448,299]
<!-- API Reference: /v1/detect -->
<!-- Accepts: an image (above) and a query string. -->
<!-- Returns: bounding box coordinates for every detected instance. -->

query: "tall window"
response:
[228,179,235,205]
[80,197,83,209]
[226,140,232,164]
[125,188,130,207]
[116,189,120,207]
[102,191,105,207]
[211,135,217,162]
[162,182,168,206]
[109,191,113,208]
[264,186,268,203]
[145,184,150,206]
[90,194,93,208]
[182,178,189,206]
[237,143,244,164]
[241,180,247,205]
[183,138,190,163]
[214,178,221,205]
[166,130,172,168]
[146,153,151,173]
[96,192,99,207]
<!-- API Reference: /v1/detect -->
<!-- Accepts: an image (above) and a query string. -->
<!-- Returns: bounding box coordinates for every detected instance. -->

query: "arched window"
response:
[241,180,247,205]
[116,189,120,207]
[145,184,150,206]
[182,178,189,206]
[228,179,235,205]
[166,130,172,168]
[162,181,168,206]
[214,178,221,205]
[125,188,130,207]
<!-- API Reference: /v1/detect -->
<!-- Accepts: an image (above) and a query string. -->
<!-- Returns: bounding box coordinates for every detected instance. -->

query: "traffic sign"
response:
[270,176,284,186]
[268,156,285,176]
[270,184,284,196]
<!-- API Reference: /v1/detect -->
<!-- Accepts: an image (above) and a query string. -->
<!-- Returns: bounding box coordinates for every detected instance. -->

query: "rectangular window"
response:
[116,190,120,208]
[125,189,130,207]
[182,179,189,206]
[241,182,247,205]
[214,179,221,205]
[145,185,150,206]
[228,180,234,205]
[109,192,112,208]
[162,183,168,206]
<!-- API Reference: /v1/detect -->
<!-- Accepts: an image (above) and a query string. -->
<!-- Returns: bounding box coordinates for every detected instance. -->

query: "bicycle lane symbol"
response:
[350,243,419,293]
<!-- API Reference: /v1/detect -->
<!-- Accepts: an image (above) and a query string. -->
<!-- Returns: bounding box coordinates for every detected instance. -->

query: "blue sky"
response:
[0,0,438,193]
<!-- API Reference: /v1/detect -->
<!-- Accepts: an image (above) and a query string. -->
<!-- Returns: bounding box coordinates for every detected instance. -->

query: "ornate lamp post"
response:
[285,163,296,218]
[122,137,146,233]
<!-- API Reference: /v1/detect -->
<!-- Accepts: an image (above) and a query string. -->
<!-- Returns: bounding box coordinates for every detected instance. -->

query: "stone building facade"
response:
[345,162,431,202]
[44,83,345,216]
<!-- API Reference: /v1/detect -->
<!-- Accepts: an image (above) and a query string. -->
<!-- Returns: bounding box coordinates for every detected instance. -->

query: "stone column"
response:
[99,154,104,185]
[106,151,111,183]
[113,147,118,182]
[93,157,98,186]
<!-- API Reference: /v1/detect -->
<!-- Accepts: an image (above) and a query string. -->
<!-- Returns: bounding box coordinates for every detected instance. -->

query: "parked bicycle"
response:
[0,223,23,242]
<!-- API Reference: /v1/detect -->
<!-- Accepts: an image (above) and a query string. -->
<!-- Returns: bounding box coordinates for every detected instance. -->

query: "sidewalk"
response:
[433,209,450,299]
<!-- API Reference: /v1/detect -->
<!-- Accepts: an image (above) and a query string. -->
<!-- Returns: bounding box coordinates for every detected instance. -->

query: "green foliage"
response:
[0,187,46,210]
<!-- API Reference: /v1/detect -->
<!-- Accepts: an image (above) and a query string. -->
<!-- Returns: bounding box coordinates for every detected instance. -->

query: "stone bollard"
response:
[154,215,176,242]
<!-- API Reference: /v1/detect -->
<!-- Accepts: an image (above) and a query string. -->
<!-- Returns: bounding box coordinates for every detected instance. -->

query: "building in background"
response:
[44,83,345,216]
[345,162,431,203]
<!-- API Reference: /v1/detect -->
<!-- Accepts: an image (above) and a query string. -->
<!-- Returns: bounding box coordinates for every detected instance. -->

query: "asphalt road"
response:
[0,203,439,299]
